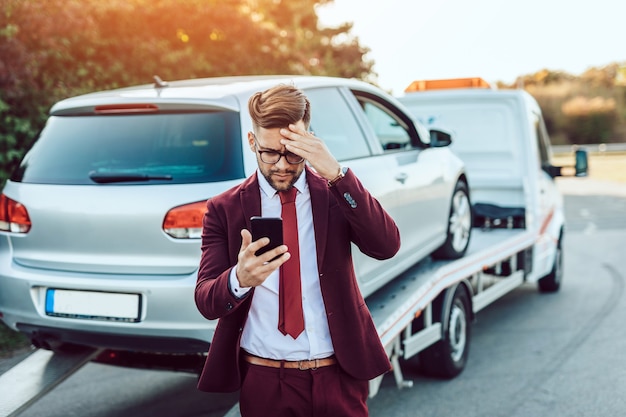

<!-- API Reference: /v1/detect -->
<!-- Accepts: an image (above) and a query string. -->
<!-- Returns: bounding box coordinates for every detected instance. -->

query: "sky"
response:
[316,0,625,95]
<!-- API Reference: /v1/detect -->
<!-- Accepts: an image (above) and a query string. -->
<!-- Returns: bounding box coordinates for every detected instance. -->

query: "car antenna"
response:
[153,75,169,89]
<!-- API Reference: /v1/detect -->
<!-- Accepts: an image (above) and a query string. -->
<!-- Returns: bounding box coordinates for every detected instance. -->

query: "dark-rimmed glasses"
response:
[252,134,304,165]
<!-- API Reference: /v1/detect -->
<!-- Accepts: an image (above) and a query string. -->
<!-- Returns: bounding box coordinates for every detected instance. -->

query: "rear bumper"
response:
[17,323,209,354]
[0,244,215,354]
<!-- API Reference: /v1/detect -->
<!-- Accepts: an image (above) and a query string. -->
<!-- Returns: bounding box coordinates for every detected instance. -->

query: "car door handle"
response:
[395,172,408,184]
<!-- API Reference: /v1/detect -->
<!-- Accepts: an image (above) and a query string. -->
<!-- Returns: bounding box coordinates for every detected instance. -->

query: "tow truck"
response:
[0,78,588,416]
[367,77,588,395]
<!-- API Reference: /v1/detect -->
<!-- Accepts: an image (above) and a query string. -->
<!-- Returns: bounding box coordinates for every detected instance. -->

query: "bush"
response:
[561,96,618,144]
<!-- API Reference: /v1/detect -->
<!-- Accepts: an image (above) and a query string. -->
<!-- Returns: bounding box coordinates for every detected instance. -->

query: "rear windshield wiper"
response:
[89,172,173,184]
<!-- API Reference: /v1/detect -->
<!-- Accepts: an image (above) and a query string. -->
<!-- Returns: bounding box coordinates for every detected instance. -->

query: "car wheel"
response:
[433,181,471,259]
[420,285,471,378]
[538,236,563,292]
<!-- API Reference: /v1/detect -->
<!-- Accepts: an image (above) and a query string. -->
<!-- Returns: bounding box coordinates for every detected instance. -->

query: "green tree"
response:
[0,0,374,184]
[508,64,626,146]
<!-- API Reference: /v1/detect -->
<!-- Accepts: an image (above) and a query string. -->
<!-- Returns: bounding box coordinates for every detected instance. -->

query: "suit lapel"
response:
[239,172,262,231]
[306,167,329,269]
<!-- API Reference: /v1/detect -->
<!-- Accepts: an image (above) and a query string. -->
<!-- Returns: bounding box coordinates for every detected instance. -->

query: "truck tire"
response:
[420,286,471,378]
[538,237,563,292]
[433,180,472,259]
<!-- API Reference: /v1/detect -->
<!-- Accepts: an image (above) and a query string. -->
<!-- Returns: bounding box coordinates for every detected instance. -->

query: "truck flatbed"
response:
[367,228,536,395]
[370,228,534,344]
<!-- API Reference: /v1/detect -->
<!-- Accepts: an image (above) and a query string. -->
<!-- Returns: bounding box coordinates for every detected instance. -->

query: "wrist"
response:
[328,166,347,187]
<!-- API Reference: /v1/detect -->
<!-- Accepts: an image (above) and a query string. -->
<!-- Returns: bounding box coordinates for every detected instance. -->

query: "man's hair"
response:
[248,84,311,131]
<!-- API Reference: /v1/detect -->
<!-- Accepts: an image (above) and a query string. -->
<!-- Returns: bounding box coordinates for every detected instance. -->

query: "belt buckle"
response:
[298,359,318,371]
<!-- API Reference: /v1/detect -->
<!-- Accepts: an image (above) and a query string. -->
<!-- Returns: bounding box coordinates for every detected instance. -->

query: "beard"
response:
[262,166,303,192]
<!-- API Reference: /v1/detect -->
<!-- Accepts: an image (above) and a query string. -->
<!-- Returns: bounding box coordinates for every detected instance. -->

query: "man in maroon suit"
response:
[195,84,400,416]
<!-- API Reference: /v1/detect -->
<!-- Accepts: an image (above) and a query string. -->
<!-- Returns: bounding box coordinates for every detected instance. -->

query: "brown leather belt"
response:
[242,353,336,371]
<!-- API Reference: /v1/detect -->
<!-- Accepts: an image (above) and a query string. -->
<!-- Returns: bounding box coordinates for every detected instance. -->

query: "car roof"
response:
[50,75,380,114]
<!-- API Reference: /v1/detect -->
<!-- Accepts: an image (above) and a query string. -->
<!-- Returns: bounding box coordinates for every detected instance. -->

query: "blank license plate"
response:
[45,289,141,322]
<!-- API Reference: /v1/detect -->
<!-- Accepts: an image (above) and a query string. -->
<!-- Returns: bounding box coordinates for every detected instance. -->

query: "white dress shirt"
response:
[229,169,334,360]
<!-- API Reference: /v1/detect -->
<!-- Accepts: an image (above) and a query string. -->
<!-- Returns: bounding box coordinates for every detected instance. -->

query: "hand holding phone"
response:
[250,216,283,259]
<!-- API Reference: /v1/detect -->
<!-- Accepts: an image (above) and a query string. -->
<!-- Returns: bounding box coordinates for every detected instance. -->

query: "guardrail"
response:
[553,143,626,154]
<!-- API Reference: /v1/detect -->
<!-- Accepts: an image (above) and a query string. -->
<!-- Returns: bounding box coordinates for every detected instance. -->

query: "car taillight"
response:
[94,103,159,114]
[163,200,207,239]
[0,193,32,233]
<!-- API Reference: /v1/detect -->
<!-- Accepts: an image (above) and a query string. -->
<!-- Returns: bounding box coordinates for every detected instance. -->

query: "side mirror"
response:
[430,128,453,147]
[546,147,589,178]
[543,164,562,178]
[575,149,588,176]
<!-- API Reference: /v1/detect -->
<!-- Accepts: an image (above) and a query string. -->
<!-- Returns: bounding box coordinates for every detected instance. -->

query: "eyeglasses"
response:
[252,134,304,165]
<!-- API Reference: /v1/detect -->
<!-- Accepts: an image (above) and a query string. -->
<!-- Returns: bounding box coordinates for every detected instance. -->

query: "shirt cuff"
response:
[229,267,252,299]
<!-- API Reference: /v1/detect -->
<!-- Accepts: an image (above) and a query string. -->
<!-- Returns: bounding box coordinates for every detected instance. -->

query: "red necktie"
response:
[278,187,304,339]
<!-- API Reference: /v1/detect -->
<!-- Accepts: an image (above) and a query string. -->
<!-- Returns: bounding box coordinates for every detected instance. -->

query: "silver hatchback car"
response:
[0,76,471,358]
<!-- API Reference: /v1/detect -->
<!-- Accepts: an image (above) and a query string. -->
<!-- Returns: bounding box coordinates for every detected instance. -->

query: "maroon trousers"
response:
[239,362,369,417]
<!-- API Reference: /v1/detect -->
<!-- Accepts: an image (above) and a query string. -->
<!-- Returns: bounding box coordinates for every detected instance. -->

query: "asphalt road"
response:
[369,191,626,416]
[6,178,626,417]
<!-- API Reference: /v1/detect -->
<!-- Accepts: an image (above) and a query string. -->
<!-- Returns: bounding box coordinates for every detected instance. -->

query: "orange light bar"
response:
[405,77,491,92]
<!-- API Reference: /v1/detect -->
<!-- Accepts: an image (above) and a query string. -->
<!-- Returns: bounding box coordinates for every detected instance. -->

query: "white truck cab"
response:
[398,77,588,291]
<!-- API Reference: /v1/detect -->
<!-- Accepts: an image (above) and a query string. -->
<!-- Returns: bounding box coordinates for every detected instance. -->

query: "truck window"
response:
[305,88,372,161]
[532,112,552,169]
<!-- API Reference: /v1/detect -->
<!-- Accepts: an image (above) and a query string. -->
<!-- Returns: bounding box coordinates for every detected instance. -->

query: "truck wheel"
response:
[420,286,471,378]
[433,181,472,259]
[538,237,563,292]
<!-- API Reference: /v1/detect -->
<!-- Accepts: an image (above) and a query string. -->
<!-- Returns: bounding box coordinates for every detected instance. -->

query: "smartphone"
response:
[250,216,283,258]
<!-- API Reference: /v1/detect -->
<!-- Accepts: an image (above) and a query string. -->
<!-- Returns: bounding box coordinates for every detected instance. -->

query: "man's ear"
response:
[247,132,256,152]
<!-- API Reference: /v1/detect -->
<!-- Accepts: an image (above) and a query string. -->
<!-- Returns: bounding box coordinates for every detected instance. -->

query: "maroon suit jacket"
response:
[194,166,400,392]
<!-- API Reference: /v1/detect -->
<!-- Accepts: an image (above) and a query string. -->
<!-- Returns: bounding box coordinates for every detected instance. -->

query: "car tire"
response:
[419,285,471,378]
[538,236,563,292]
[433,181,472,260]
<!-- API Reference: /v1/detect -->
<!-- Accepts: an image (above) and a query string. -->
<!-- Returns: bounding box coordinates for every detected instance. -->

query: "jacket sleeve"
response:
[195,197,251,320]
[329,168,401,260]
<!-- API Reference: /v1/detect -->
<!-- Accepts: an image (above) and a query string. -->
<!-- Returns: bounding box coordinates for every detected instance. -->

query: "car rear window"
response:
[11,111,244,185]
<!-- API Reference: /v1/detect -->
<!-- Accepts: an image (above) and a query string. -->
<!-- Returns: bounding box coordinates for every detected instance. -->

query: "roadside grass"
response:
[0,321,30,358]
[1,153,624,359]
